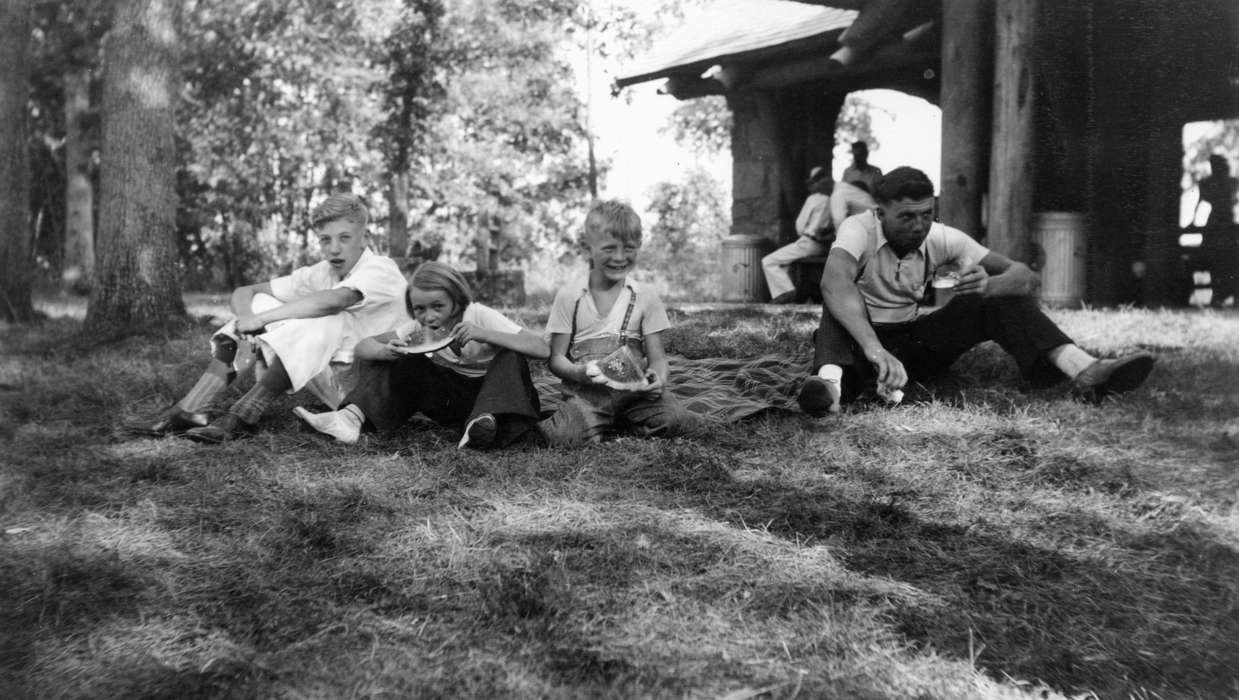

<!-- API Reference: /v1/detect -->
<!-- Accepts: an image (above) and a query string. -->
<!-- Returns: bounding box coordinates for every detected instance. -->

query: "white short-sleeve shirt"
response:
[268,247,408,362]
[393,302,523,378]
[832,210,990,324]
[545,275,671,347]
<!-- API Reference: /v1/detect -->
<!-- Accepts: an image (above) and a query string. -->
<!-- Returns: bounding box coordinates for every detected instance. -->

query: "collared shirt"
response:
[269,247,408,362]
[394,302,523,378]
[545,274,671,347]
[795,192,832,240]
[833,210,990,324]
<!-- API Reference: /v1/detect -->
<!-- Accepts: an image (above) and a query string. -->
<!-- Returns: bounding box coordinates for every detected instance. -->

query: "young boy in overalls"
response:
[538,200,694,446]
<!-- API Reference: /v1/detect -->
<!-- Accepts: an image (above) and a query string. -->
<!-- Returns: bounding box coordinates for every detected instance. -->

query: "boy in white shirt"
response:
[539,200,694,445]
[129,193,408,441]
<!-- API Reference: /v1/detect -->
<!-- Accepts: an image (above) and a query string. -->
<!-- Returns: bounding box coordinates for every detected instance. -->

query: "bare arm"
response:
[641,331,671,398]
[821,248,907,388]
[548,332,590,384]
[954,251,1039,298]
[451,324,550,360]
[229,282,272,318]
[236,287,363,334]
[354,330,402,361]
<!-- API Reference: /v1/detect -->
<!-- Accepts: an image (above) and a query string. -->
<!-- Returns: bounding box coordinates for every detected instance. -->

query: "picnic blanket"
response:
[535,353,812,423]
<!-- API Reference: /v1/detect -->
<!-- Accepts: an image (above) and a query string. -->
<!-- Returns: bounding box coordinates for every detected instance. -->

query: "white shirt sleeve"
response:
[467,303,523,335]
[832,213,871,263]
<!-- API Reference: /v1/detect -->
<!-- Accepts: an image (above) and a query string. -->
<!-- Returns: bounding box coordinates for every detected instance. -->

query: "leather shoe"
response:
[798,376,841,416]
[770,291,800,304]
[125,406,209,436]
[1071,353,1155,403]
[184,412,249,443]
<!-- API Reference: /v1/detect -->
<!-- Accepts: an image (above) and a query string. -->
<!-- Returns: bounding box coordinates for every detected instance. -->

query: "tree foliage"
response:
[643,167,730,301]
[663,95,732,157]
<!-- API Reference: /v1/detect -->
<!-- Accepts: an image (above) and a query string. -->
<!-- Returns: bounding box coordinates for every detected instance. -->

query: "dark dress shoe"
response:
[184,413,249,443]
[1071,353,1155,403]
[125,406,210,436]
[770,291,800,304]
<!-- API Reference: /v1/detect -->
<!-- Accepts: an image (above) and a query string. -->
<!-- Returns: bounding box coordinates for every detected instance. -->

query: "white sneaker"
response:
[293,406,361,444]
[458,413,497,449]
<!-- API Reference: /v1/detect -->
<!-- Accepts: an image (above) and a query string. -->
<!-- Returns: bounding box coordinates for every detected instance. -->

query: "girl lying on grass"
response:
[294,261,548,449]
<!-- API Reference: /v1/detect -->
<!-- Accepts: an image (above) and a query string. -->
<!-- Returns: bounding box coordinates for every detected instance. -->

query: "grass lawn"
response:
[1,297,1237,699]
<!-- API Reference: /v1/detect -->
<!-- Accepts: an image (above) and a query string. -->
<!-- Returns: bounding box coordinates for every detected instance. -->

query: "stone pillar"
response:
[727,92,782,244]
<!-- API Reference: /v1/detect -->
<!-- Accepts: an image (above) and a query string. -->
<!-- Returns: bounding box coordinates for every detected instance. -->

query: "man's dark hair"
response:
[874,166,934,203]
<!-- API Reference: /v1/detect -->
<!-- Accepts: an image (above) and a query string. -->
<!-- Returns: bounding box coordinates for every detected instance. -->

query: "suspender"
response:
[567,286,637,361]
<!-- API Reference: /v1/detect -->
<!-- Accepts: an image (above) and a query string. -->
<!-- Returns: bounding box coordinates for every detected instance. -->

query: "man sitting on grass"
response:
[129,193,408,442]
[799,166,1155,414]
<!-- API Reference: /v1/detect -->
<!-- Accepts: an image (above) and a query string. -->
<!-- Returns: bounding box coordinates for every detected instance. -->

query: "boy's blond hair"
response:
[582,199,642,247]
[311,193,369,228]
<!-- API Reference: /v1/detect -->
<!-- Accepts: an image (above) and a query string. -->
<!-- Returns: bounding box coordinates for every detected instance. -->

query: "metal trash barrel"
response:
[1032,211,1086,308]
[721,234,773,302]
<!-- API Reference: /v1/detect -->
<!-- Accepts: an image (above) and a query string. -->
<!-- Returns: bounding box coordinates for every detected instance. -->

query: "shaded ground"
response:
[1,300,1237,699]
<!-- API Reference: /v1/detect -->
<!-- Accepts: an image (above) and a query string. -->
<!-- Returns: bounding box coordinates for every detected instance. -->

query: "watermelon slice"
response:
[590,345,649,391]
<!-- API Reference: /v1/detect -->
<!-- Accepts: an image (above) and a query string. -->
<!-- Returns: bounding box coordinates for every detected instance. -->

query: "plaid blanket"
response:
[535,353,811,423]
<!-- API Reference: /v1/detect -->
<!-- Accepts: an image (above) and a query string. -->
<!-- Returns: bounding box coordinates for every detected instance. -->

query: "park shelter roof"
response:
[615,0,856,88]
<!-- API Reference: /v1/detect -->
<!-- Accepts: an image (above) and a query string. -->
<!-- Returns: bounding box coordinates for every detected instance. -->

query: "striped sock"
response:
[176,361,234,412]
[228,383,279,425]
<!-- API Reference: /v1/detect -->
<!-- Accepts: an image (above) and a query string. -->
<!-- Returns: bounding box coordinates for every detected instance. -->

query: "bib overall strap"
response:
[567,294,584,362]
[618,288,636,344]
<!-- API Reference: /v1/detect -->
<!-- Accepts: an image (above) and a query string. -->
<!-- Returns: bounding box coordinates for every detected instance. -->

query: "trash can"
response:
[721,234,774,302]
[1032,211,1086,308]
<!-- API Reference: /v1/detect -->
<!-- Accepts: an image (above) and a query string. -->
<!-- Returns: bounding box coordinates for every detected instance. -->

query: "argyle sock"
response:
[228,382,280,425]
[177,360,234,413]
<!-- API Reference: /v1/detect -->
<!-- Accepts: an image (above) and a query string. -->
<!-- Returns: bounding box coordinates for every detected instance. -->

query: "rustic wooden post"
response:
[987,0,1036,261]
[939,0,992,238]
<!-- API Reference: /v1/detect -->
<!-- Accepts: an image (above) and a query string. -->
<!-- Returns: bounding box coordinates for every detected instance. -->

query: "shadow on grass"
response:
[627,440,1239,698]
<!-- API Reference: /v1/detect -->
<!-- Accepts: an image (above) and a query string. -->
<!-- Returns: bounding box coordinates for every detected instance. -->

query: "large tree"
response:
[0,0,37,323]
[85,0,185,332]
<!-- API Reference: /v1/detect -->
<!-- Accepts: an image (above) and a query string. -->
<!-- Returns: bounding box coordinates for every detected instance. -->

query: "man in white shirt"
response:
[129,193,408,441]
[799,166,1155,414]
[762,167,835,304]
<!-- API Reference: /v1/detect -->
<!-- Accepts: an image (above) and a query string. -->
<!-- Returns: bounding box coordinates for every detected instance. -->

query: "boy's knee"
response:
[538,398,604,447]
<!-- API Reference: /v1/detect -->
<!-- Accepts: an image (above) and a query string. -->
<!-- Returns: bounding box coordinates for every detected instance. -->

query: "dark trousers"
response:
[345,350,541,446]
[812,295,1073,401]
[1201,229,1238,305]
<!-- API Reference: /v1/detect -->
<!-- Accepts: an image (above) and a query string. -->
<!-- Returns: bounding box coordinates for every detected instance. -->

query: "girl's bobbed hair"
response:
[406,261,474,318]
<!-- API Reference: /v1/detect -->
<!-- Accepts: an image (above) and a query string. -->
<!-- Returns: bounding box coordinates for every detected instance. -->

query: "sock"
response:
[341,404,365,426]
[177,361,234,412]
[1048,344,1096,379]
[816,364,843,382]
[228,383,280,425]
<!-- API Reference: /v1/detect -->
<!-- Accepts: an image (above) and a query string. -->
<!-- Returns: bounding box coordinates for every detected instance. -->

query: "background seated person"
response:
[762,167,836,304]
[798,166,1155,414]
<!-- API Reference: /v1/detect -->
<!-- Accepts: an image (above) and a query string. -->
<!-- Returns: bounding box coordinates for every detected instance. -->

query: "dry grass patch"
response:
[1,302,1237,698]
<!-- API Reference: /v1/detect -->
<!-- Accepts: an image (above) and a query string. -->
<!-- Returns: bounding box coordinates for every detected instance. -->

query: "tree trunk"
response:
[85,0,185,333]
[939,0,992,239]
[0,0,37,323]
[986,0,1036,262]
[63,67,96,293]
[388,172,409,257]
